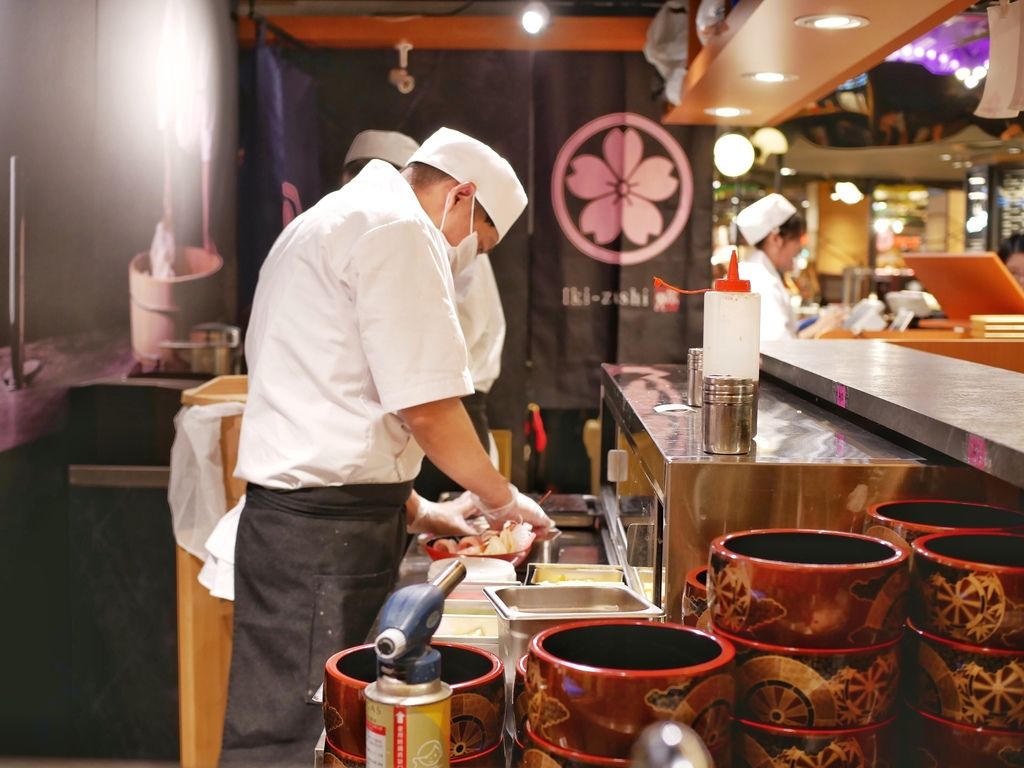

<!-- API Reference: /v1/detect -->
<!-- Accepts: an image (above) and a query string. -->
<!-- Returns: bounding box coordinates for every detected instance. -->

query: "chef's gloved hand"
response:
[472,484,559,540]
[407,492,480,537]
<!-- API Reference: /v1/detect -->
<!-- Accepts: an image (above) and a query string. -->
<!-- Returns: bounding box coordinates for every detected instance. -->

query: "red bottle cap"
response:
[714,250,750,292]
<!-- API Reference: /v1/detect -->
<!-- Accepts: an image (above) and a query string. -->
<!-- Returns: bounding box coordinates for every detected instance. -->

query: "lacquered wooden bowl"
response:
[682,566,710,629]
[864,499,1024,550]
[526,620,734,759]
[911,532,1024,650]
[715,625,902,728]
[707,529,909,648]
[734,716,898,768]
[906,705,1024,768]
[324,642,504,759]
[906,620,1024,731]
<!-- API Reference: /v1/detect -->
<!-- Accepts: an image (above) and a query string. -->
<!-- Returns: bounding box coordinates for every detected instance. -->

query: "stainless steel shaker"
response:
[702,375,755,454]
[686,348,703,407]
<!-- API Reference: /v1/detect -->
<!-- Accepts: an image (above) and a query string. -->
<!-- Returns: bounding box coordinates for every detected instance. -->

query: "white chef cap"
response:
[344,130,420,169]
[408,127,527,242]
[736,193,798,246]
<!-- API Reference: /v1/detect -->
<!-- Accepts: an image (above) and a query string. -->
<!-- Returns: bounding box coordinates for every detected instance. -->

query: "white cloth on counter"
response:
[168,402,245,559]
[197,495,245,600]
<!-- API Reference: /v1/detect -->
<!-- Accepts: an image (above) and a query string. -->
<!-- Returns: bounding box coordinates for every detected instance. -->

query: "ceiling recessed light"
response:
[521,2,550,35]
[794,14,870,30]
[780,167,797,176]
[704,107,751,118]
[939,154,952,161]
[1008,146,1022,154]
[743,72,798,83]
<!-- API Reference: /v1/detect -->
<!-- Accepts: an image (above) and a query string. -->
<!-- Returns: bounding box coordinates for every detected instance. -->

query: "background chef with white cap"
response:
[222,127,554,766]
[734,193,806,342]
[339,128,420,184]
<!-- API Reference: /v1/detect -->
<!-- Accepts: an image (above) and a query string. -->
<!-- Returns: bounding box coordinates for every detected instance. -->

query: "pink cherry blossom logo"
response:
[552,113,693,266]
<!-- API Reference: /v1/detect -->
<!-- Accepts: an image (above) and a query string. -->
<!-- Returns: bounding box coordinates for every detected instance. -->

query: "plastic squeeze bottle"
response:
[702,250,761,383]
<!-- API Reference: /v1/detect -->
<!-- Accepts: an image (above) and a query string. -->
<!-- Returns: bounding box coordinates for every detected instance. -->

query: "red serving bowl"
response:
[682,566,710,629]
[911,532,1024,650]
[734,716,898,768]
[324,735,365,768]
[906,705,1024,768]
[526,620,734,759]
[324,642,505,759]
[425,535,534,568]
[513,654,530,742]
[707,529,909,648]
[864,499,1024,550]
[715,625,902,728]
[906,620,1024,731]
[327,734,502,767]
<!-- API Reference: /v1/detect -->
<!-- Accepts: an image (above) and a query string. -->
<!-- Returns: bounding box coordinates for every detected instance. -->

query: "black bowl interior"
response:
[540,624,721,670]
[336,644,492,685]
[924,534,1024,568]
[725,531,895,565]
[877,501,1024,529]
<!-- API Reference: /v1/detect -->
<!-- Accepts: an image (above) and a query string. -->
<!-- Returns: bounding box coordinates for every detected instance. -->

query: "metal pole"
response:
[9,155,24,390]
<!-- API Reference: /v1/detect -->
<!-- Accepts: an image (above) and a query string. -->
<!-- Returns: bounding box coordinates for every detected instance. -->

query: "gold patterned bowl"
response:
[906,620,1024,731]
[682,566,710,629]
[526,620,734,759]
[714,625,902,728]
[734,716,898,768]
[911,532,1024,650]
[708,529,909,648]
[324,642,504,759]
[864,499,1024,550]
[906,705,1024,768]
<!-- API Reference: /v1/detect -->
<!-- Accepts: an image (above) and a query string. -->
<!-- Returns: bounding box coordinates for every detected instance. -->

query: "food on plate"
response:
[430,521,535,556]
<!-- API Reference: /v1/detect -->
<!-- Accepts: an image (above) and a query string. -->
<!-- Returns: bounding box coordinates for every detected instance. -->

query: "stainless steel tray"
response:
[525,562,625,586]
[482,584,663,680]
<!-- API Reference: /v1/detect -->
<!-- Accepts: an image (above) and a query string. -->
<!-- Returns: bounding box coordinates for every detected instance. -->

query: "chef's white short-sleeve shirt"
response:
[739,249,797,343]
[235,161,473,489]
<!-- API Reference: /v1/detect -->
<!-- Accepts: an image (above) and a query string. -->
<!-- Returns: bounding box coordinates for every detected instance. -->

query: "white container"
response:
[702,254,761,382]
[433,613,500,656]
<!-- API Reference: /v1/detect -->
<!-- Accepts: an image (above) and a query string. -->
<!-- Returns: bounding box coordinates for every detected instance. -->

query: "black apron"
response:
[220,481,410,767]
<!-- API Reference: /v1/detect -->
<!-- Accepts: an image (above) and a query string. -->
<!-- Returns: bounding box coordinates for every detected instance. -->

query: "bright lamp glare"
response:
[521,3,550,34]
[713,133,755,178]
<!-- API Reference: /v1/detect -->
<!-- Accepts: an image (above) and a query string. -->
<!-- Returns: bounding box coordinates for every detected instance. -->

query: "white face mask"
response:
[439,190,479,278]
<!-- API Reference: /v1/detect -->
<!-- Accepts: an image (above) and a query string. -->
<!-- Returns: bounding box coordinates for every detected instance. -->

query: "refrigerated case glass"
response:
[965,166,990,251]
[994,164,1024,246]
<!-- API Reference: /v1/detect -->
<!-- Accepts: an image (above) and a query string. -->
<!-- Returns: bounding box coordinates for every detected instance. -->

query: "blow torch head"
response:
[373,560,467,683]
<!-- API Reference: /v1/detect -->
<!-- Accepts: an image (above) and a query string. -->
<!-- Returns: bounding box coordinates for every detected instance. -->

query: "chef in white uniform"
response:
[338,130,508,497]
[222,127,554,766]
[734,193,806,342]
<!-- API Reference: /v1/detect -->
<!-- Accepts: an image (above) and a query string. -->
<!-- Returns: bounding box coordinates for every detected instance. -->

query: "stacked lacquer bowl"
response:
[707,529,908,767]
[904,530,1024,766]
[515,620,736,766]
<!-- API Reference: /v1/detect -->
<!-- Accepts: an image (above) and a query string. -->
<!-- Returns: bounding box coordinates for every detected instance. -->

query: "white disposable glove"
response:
[472,483,558,539]
[407,492,481,537]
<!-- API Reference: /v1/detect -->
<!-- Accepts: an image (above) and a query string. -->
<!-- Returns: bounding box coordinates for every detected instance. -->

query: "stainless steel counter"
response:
[599,363,1018,622]
[761,339,1024,490]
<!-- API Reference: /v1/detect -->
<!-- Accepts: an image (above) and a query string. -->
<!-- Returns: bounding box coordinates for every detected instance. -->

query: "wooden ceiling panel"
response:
[664,0,977,126]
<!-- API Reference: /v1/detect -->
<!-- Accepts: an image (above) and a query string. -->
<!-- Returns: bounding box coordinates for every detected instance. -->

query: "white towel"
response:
[168,402,245,559]
[198,495,245,600]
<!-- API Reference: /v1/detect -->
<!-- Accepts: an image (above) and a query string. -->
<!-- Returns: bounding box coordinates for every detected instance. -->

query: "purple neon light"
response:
[884,14,989,76]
